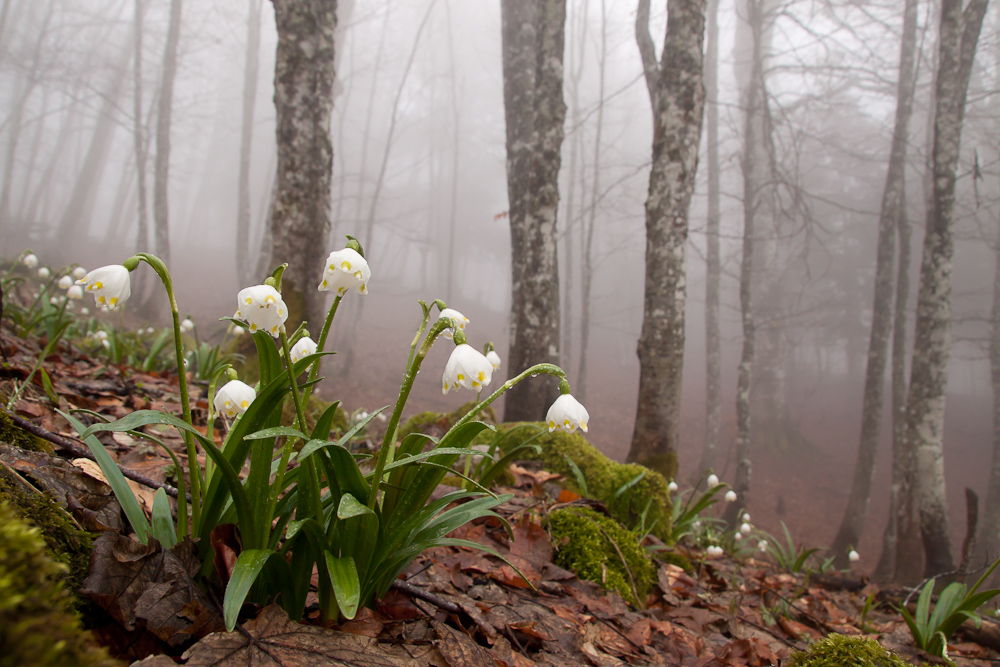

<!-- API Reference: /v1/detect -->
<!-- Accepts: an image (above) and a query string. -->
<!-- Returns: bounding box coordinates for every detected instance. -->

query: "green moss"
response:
[0,501,119,666]
[0,466,93,603]
[0,408,52,453]
[786,634,910,667]
[548,507,656,607]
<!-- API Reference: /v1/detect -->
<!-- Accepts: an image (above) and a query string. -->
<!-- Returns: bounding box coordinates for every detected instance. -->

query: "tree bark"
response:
[501,0,566,422]
[151,0,182,268]
[905,0,988,578]
[982,172,1000,588]
[132,0,150,254]
[697,0,721,480]
[831,0,918,570]
[236,0,263,285]
[268,0,337,332]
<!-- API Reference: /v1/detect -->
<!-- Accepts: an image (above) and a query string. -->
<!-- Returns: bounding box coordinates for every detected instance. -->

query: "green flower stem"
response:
[452,363,566,435]
[367,316,453,509]
[128,253,198,535]
[301,294,342,407]
[269,330,311,531]
[405,301,432,371]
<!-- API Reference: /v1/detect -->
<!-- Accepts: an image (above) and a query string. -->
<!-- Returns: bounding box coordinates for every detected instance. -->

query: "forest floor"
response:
[2,318,1000,666]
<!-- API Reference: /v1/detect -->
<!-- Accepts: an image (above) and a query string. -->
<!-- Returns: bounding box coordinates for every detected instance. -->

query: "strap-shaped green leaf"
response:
[224,549,281,631]
[324,553,361,620]
[245,426,308,440]
[151,488,177,549]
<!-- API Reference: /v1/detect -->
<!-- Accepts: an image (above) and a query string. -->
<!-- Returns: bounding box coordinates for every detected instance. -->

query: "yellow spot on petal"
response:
[94,281,103,289]
[341,261,351,271]
[477,371,485,382]
[354,271,362,279]
[224,401,232,408]
[250,323,258,331]
[548,420,556,429]
[321,279,328,287]
[109,297,117,305]
[265,295,275,304]
[581,422,588,431]
[240,400,249,408]
[328,264,335,271]
[457,373,465,382]
[97,296,105,304]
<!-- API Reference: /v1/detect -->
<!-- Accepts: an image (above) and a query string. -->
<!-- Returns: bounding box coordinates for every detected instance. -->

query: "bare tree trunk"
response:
[831,0,918,569]
[444,0,461,303]
[269,0,337,331]
[132,0,150,253]
[152,0,182,268]
[982,175,1000,587]
[697,0,721,480]
[627,0,706,478]
[905,0,988,578]
[575,0,607,404]
[500,0,566,422]
[236,0,262,285]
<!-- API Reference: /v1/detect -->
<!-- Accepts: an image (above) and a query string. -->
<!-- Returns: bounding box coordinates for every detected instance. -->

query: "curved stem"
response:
[451,363,566,435]
[269,330,310,530]
[367,316,452,508]
[301,294,342,407]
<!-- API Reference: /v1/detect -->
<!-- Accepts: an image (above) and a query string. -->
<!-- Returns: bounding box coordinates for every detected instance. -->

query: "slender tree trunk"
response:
[697,0,721,480]
[236,0,262,285]
[501,0,567,422]
[627,0,707,477]
[575,0,607,404]
[152,0,182,268]
[981,173,1000,587]
[830,0,918,569]
[269,0,337,332]
[444,0,461,303]
[905,0,988,578]
[132,0,150,253]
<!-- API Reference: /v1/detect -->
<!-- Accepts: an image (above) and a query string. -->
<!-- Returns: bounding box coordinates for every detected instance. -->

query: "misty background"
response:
[1,0,998,563]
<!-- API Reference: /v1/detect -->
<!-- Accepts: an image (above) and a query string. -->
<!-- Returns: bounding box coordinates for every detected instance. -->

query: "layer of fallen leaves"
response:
[2,322,1000,667]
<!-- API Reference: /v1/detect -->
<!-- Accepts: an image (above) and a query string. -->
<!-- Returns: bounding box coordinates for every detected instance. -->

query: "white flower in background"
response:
[743,513,751,523]
[486,349,501,371]
[707,474,720,488]
[441,344,494,394]
[318,248,370,296]
[38,267,51,279]
[740,522,752,535]
[180,318,195,333]
[22,253,38,268]
[94,330,108,340]
[80,306,90,315]
[546,393,590,434]
[232,326,245,336]
[706,545,723,558]
[72,266,87,280]
[668,480,679,493]
[146,326,155,334]
[214,380,256,419]
[759,540,768,553]
[725,490,737,503]
[735,533,743,542]
[49,296,61,305]
[848,549,860,563]
[101,339,110,349]
[77,265,131,311]
[289,336,317,364]
[137,328,145,335]
[692,520,702,531]
[438,308,469,339]
[235,284,287,336]
[58,275,73,289]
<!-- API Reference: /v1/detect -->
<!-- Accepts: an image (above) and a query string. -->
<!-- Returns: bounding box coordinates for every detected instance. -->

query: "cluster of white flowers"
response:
[706,545,724,558]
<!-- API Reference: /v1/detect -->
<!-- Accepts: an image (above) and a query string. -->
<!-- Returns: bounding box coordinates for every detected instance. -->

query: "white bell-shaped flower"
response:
[58,275,73,289]
[758,540,768,552]
[214,380,256,419]
[438,308,469,339]
[668,480,678,493]
[77,265,131,310]
[72,266,87,280]
[38,267,51,279]
[848,549,860,563]
[235,284,288,337]
[289,336,318,364]
[545,393,590,434]
[486,349,501,371]
[725,490,737,503]
[740,522,752,535]
[67,285,84,300]
[180,318,195,333]
[707,473,720,488]
[22,253,38,268]
[441,343,494,394]
[318,248,370,296]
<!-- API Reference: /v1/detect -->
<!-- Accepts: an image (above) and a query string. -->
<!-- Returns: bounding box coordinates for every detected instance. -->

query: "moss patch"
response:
[786,634,910,667]
[0,501,118,666]
[0,408,52,453]
[548,507,655,607]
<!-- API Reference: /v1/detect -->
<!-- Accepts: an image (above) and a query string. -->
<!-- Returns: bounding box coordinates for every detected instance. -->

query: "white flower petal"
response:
[438,308,469,339]
[77,265,131,311]
[485,349,501,371]
[214,380,257,419]
[58,275,73,289]
[290,336,318,364]
[441,344,494,394]
[318,248,371,296]
[545,393,590,434]
[235,285,288,337]
[22,253,38,268]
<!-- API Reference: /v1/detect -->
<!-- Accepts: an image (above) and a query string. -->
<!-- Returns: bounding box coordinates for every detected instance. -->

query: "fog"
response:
[2,0,999,559]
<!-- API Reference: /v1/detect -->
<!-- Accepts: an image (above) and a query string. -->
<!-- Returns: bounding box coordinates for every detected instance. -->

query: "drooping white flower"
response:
[289,336,317,364]
[94,330,108,340]
[77,265,131,311]
[214,380,256,419]
[441,344,494,394]
[180,318,195,333]
[72,266,87,280]
[101,339,110,349]
[742,513,751,523]
[438,308,469,339]
[848,549,860,563]
[67,285,83,300]
[740,522,752,535]
[545,393,590,434]
[707,474,720,488]
[725,490,737,503]
[707,545,724,558]
[735,533,743,542]
[758,540,768,553]
[318,248,370,296]
[486,349,501,371]
[80,306,89,315]
[49,296,61,305]
[38,267,51,279]
[22,253,38,268]
[668,480,679,493]
[58,275,73,289]
[235,284,287,337]
[146,326,155,334]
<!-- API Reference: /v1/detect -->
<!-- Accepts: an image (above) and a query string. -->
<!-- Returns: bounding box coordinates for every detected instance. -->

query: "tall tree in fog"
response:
[153,0,183,267]
[500,0,567,422]
[904,0,988,578]
[724,0,771,527]
[268,0,337,331]
[236,0,263,285]
[831,0,919,570]
[627,0,706,477]
[983,171,1000,587]
[132,0,150,255]
[697,0,721,479]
